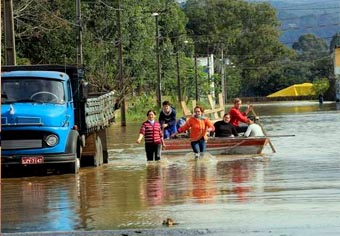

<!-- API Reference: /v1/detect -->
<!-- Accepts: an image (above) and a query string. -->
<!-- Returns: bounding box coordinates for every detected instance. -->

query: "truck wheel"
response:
[62,154,79,174]
[73,142,81,173]
[64,131,81,174]
[65,155,80,174]
[94,136,103,167]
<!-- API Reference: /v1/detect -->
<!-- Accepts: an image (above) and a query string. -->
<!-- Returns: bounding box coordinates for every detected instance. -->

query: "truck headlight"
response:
[45,134,59,146]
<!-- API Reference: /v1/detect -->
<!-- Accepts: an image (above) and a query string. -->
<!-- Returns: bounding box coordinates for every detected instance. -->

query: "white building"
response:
[196,54,215,98]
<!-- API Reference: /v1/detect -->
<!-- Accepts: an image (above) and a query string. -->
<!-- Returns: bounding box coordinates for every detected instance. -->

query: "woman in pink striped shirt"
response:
[137,110,165,161]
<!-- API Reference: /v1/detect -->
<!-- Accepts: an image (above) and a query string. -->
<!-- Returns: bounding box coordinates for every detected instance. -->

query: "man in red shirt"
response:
[229,98,253,133]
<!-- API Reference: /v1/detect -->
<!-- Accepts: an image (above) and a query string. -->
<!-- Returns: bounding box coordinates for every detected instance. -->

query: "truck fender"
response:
[65,130,81,158]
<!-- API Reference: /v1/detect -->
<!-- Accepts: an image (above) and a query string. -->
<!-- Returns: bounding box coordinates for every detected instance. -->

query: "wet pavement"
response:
[2,101,340,235]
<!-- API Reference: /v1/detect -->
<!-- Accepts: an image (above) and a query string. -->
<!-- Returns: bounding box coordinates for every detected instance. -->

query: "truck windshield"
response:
[1,77,65,104]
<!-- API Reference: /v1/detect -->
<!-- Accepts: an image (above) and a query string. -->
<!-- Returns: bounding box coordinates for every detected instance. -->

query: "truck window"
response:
[1,77,65,104]
[67,80,73,102]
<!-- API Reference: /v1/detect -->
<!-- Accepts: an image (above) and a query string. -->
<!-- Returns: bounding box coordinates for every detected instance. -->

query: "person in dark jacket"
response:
[213,114,239,137]
[159,101,177,139]
[137,110,165,161]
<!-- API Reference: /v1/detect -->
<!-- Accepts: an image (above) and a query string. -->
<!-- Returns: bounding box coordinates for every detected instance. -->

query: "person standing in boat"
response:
[159,101,177,139]
[171,105,215,158]
[137,110,165,161]
[229,97,253,133]
[244,116,264,137]
[213,114,239,137]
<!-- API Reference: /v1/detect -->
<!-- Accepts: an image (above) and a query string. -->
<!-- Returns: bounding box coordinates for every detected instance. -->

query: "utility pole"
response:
[117,0,126,126]
[4,0,16,65]
[1,0,2,232]
[176,50,182,102]
[76,0,83,65]
[194,54,198,101]
[221,48,227,104]
[152,13,162,108]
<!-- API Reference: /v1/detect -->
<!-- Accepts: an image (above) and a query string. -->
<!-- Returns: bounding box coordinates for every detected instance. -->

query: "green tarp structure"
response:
[267,83,316,97]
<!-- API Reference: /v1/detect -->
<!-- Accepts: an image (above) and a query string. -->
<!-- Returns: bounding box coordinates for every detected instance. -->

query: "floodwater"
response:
[2,101,340,235]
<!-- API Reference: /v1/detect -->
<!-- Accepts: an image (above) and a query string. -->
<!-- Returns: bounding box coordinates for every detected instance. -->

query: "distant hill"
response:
[267,0,340,46]
[179,0,340,47]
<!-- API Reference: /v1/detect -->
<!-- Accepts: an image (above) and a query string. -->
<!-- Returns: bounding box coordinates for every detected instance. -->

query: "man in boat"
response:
[229,98,253,133]
[244,116,264,137]
[159,101,177,139]
[213,114,239,137]
[171,105,215,158]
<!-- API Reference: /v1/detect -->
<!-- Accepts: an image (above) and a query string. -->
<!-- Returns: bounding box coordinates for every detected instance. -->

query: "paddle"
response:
[251,109,277,153]
[267,134,295,138]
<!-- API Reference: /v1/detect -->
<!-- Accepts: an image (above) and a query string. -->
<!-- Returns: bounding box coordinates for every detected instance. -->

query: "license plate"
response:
[21,156,44,164]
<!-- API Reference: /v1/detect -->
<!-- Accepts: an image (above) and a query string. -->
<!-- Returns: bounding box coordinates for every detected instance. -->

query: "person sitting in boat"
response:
[229,97,253,133]
[176,116,186,129]
[213,114,238,137]
[175,116,188,137]
[244,116,264,137]
[159,101,177,139]
[171,105,215,158]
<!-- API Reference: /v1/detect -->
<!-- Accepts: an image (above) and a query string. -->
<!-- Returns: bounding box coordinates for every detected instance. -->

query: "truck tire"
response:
[94,136,103,167]
[103,151,109,164]
[66,156,80,174]
[64,130,81,174]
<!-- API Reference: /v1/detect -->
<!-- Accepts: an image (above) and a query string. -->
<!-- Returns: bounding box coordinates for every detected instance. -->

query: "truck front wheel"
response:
[66,155,80,174]
[64,131,81,174]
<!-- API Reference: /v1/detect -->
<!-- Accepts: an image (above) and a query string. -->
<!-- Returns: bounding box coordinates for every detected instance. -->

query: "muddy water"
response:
[2,101,340,235]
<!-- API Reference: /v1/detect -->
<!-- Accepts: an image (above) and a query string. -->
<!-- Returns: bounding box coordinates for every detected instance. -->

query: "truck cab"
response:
[1,65,90,175]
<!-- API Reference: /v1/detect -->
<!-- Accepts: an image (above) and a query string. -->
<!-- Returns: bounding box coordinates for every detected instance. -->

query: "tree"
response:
[184,0,293,96]
[292,34,332,82]
[330,32,340,52]
[10,0,190,102]
[313,78,330,98]
[13,0,76,64]
[292,34,328,59]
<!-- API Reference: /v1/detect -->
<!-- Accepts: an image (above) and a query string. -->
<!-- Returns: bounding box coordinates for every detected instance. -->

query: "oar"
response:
[267,134,295,138]
[227,140,247,152]
[251,109,277,153]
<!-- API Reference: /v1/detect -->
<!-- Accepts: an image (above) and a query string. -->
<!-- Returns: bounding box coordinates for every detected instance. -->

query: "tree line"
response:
[3,0,340,107]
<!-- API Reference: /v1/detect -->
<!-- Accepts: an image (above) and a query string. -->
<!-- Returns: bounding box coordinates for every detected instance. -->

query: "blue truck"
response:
[1,65,116,175]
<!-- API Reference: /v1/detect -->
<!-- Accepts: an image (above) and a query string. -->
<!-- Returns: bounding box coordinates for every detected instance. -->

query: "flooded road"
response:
[2,101,340,235]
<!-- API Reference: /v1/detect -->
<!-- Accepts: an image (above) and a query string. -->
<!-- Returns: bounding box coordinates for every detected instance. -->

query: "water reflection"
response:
[191,158,217,204]
[218,160,251,202]
[2,175,79,232]
[142,164,165,206]
[1,146,273,232]
[2,101,340,234]
[216,158,267,203]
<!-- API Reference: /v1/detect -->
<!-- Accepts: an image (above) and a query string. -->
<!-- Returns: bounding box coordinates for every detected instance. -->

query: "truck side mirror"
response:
[81,81,89,99]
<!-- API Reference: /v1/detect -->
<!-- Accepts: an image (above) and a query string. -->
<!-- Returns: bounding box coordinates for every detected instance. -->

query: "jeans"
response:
[190,137,206,154]
[163,125,177,139]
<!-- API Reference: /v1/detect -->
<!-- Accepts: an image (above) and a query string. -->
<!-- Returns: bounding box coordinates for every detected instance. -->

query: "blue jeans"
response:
[190,137,206,154]
[163,125,177,139]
